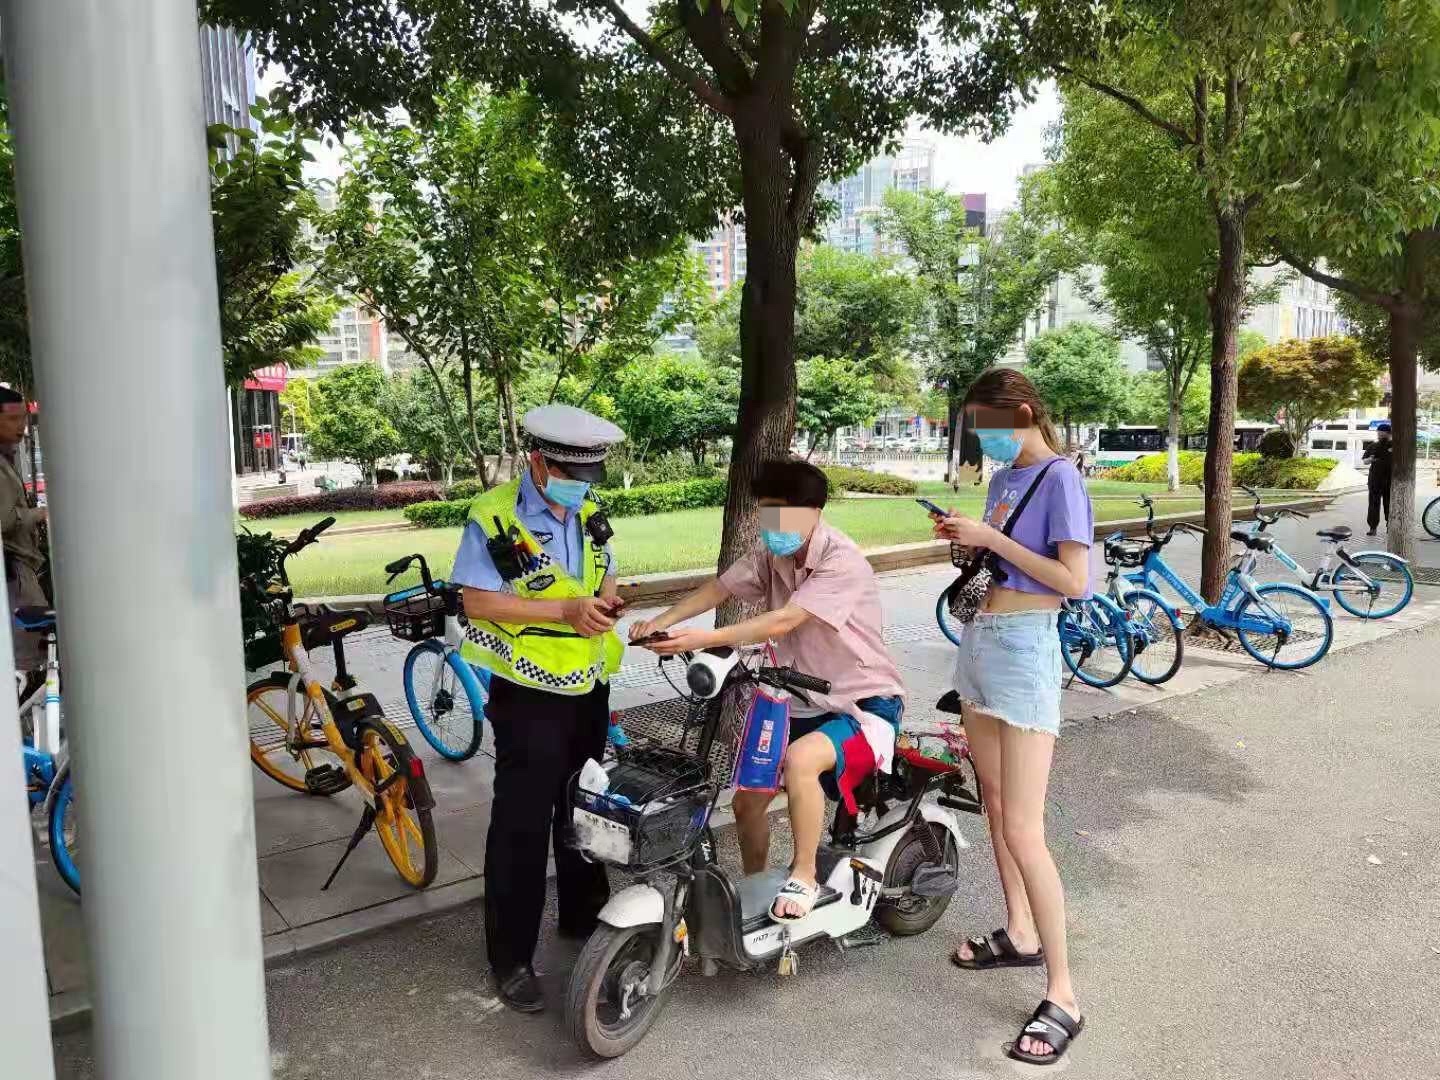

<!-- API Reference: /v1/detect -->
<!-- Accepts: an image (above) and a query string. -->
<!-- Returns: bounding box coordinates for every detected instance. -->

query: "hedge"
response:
[822,466,918,496]
[444,477,487,501]
[238,481,443,519]
[405,476,731,528]
[1107,451,1336,490]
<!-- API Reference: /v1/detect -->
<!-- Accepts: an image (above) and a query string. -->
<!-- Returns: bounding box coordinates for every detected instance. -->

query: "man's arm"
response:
[463,587,616,638]
[644,596,811,655]
[629,577,729,639]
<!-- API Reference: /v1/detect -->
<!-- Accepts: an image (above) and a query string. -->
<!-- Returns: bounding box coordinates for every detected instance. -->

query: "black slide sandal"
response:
[950,928,1044,970]
[1007,1000,1084,1066]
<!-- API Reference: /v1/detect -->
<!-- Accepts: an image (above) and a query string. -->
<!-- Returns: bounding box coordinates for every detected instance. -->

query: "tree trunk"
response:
[1200,210,1246,603]
[1166,393,1181,492]
[1387,303,1422,561]
[715,116,811,624]
[944,391,960,485]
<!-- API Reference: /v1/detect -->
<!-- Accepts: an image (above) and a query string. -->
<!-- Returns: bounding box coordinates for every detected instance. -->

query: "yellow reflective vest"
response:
[459,480,623,696]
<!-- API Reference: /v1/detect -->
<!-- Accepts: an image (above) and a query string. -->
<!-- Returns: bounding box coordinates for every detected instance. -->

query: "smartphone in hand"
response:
[916,498,948,517]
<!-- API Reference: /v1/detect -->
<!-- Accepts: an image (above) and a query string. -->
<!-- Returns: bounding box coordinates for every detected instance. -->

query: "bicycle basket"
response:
[1104,537,1149,568]
[571,746,715,870]
[382,583,446,642]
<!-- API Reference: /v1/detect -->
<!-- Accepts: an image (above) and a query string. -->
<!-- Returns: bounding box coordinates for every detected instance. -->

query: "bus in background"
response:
[1094,424,1268,470]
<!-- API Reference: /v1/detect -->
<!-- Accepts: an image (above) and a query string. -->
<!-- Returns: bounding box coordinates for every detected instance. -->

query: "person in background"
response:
[451,404,625,1014]
[0,386,47,670]
[933,367,1090,1066]
[1363,421,1393,537]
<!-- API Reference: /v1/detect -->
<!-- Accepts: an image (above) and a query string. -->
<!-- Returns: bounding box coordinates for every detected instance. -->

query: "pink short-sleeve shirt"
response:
[718,520,905,712]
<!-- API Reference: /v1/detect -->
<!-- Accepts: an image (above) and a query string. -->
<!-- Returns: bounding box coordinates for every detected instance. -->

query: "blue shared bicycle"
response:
[16,606,79,893]
[1115,497,1334,670]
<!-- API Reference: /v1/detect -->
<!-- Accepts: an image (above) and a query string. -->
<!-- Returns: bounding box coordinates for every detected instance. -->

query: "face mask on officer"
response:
[531,451,590,509]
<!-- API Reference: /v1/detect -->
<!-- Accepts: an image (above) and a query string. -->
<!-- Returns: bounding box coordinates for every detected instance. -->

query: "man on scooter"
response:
[630,459,905,922]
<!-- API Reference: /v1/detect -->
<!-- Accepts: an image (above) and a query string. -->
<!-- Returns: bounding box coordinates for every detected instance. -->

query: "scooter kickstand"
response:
[777,928,799,977]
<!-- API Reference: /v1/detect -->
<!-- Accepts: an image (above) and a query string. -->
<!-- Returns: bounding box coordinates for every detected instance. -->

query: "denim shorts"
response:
[951,610,1062,737]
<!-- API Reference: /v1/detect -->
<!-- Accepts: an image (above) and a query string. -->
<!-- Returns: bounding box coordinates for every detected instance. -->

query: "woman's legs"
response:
[953,707,1039,960]
[997,721,1079,1057]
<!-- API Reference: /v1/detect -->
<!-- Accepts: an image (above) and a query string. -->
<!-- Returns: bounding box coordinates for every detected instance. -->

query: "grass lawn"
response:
[284,481,1263,597]
[236,508,411,535]
[913,478,1177,500]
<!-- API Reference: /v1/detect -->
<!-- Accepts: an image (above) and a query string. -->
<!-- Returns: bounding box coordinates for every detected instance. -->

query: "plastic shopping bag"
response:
[731,688,790,793]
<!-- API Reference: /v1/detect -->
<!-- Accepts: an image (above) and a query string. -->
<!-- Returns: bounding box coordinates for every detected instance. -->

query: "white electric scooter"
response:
[565,645,982,1058]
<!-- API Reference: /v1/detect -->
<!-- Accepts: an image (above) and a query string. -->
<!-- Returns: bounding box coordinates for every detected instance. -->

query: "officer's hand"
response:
[628,619,660,643]
[562,596,618,638]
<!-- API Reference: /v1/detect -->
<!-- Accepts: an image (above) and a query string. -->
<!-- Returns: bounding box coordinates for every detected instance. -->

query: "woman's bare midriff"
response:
[980,584,1063,614]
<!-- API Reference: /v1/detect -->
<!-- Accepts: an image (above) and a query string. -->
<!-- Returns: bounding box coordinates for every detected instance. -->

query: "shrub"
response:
[1108,451,1336,490]
[444,477,487,501]
[1258,428,1295,459]
[822,466,918,496]
[404,500,471,528]
[1235,455,1336,490]
[405,476,732,528]
[238,481,442,519]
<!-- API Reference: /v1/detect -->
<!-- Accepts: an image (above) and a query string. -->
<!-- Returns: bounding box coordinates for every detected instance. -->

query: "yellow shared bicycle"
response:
[244,517,438,889]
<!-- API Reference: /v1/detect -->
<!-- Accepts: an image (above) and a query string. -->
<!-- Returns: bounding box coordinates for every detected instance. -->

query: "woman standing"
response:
[933,367,1090,1066]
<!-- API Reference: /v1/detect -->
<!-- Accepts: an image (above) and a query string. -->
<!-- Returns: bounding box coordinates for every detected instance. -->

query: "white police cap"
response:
[522,404,626,482]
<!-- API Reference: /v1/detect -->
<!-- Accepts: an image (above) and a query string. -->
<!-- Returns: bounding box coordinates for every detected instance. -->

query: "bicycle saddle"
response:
[1229,529,1274,552]
[1316,526,1352,541]
[300,606,372,650]
[13,606,55,631]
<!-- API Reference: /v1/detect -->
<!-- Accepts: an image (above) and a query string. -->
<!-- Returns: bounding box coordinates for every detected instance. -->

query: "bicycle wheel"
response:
[1122,588,1185,685]
[1331,552,1414,619]
[403,641,486,760]
[47,763,80,895]
[246,673,352,795]
[356,721,438,888]
[1058,596,1133,688]
[1235,583,1333,670]
[1423,496,1440,539]
[935,591,964,648]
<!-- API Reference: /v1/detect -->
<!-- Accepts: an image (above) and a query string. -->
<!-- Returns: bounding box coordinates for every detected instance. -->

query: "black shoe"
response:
[1366,529,1379,537]
[494,965,545,1014]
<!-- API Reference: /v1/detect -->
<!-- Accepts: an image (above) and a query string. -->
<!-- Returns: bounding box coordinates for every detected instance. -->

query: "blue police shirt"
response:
[450,470,614,592]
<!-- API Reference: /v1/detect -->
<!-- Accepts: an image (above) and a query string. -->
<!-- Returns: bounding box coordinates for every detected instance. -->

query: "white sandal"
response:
[769,877,820,923]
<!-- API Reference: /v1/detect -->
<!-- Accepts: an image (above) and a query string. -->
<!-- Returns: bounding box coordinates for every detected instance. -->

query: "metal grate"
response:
[613,687,752,789]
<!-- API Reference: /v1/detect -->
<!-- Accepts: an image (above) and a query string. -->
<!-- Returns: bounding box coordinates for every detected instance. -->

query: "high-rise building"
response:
[198,26,259,152]
[820,139,939,256]
[693,221,747,300]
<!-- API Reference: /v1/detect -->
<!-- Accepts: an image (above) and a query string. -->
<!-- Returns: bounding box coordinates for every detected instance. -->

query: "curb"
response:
[302,494,1337,613]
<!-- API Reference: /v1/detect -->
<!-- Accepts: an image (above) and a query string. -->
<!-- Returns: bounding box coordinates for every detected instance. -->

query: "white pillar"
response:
[3,3,272,1078]
[0,537,54,1078]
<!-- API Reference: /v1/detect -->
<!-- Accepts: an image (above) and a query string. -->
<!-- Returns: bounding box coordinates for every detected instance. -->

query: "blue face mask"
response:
[544,475,591,509]
[975,429,1024,464]
[762,529,806,557]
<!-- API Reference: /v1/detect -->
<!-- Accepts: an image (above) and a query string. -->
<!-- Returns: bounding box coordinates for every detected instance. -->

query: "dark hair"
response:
[962,367,1062,454]
[752,458,828,509]
[0,386,24,407]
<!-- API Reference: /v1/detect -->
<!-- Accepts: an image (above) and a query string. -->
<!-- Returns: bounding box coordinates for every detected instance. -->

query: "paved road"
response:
[52,616,1440,1079]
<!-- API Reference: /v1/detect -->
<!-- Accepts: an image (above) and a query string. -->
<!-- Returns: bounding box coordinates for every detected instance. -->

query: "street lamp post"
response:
[2,2,273,1078]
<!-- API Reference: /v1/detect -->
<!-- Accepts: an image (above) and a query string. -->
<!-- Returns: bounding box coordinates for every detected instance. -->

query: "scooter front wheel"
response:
[566,923,676,1059]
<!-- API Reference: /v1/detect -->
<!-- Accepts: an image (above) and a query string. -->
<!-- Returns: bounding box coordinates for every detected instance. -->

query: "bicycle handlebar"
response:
[385,552,437,593]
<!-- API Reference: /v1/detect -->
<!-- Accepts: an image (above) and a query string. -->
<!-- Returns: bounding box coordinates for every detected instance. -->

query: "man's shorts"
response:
[788,695,904,813]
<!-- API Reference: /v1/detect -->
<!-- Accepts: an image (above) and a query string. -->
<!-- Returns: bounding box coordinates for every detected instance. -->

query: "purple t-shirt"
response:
[983,457,1093,598]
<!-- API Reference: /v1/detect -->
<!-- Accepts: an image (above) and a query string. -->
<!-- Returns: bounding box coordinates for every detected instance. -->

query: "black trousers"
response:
[483,676,611,973]
[1367,484,1391,531]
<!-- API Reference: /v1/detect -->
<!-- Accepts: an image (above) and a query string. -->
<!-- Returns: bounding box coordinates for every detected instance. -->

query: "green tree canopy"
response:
[1128,369,1210,436]
[210,96,340,387]
[207,0,1102,585]
[1025,323,1132,440]
[613,354,737,466]
[1238,337,1384,457]
[795,355,889,458]
[878,180,1068,475]
[306,362,401,479]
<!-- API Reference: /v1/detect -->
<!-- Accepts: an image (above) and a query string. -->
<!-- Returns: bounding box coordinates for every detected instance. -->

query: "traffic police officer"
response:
[451,404,626,1012]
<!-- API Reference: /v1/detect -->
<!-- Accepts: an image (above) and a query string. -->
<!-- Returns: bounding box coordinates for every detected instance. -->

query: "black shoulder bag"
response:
[943,460,1059,624]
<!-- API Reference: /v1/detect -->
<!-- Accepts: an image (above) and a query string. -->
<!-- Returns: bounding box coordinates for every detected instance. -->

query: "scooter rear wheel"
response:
[566,923,676,1059]
[875,822,961,936]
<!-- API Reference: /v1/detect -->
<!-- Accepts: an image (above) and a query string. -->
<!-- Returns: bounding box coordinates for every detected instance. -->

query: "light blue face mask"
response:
[762,529,806,557]
[544,475,591,509]
[975,429,1024,465]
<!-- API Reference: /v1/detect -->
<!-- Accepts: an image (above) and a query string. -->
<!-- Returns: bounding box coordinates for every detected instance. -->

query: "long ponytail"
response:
[961,367,1063,454]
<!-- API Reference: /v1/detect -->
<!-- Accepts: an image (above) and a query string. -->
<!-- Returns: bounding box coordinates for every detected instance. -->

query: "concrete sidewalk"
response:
[35,489,1440,1028]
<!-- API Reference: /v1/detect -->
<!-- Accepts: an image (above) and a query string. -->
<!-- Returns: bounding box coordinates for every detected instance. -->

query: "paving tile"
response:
[432,802,492,876]
[259,890,289,935]
[257,824,471,929]
[252,785,363,857]
[38,883,88,996]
